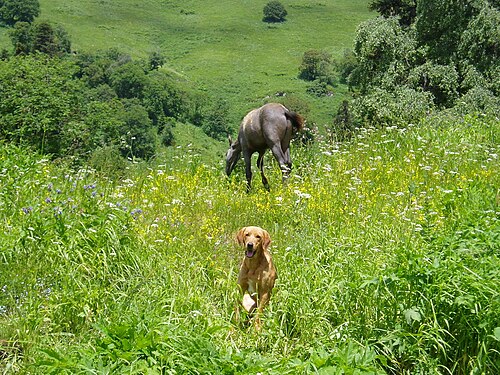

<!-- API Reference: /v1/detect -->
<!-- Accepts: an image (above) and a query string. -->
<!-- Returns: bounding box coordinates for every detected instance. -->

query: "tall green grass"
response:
[1,114,499,373]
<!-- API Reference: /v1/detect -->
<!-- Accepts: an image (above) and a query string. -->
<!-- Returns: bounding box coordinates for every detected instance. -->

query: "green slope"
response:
[0,0,373,125]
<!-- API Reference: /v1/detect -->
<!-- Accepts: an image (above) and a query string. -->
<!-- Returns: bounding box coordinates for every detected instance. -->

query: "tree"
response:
[148,51,165,71]
[109,61,147,99]
[9,21,71,56]
[202,100,230,140]
[0,0,40,26]
[369,0,417,26]
[299,49,334,83]
[8,21,32,55]
[350,16,417,92]
[118,99,156,160]
[415,0,480,63]
[263,1,287,23]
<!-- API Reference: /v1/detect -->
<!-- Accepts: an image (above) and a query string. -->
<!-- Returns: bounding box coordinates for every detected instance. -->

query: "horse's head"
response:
[225,135,241,176]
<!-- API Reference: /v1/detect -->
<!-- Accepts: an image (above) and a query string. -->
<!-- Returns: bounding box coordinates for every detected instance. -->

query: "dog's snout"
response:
[247,242,254,249]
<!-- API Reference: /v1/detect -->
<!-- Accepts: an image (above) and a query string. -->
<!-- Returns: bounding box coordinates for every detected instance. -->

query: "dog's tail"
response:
[285,109,305,132]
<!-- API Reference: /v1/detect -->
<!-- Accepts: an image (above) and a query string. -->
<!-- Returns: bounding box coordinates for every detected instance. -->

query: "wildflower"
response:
[22,207,33,214]
[45,197,52,204]
[131,209,143,219]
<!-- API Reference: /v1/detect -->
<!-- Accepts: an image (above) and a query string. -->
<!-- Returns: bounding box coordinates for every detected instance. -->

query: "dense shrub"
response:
[351,86,433,126]
[0,55,165,161]
[109,61,147,99]
[350,16,417,92]
[299,49,334,84]
[408,62,459,107]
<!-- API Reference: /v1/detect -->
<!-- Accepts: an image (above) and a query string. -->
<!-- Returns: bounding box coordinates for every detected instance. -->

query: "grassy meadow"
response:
[0,0,374,125]
[1,114,499,373]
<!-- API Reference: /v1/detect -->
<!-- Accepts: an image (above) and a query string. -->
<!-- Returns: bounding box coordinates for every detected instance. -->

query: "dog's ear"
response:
[262,229,271,250]
[236,227,246,246]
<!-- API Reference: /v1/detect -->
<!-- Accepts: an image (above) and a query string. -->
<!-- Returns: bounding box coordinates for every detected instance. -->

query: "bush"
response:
[262,1,287,23]
[109,61,147,99]
[408,62,459,107]
[117,99,157,160]
[351,86,433,126]
[299,49,334,84]
[0,0,40,26]
[306,80,333,97]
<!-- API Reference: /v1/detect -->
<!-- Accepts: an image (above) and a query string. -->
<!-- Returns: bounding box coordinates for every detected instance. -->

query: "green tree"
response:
[458,3,499,75]
[8,21,71,56]
[142,70,187,123]
[0,0,40,26]
[148,51,165,71]
[369,0,417,26]
[118,99,156,160]
[8,21,32,55]
[415,0,482,63]
[202,100,230,140]
[0,55,83,155]
[263,1,287,23]
[350,16,417,92]
[109,61,147,99]
[299,49,334,83]
[32,21,59,55]
[408,62,459,107]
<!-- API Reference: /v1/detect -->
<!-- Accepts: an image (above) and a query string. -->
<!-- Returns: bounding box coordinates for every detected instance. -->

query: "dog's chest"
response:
[247,279,257,295]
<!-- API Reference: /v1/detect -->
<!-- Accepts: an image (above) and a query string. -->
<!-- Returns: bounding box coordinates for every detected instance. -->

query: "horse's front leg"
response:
[243,152,253,192]
[257,152,270,191]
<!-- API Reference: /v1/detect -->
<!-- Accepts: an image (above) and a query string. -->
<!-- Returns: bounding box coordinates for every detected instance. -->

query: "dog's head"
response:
[236,226,271,259]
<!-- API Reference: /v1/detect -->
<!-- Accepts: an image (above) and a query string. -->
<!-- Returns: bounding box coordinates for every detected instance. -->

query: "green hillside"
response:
[1,115,498,373]
[0,0,373,125]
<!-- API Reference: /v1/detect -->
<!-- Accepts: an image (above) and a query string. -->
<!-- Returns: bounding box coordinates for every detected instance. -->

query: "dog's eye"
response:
[256,235,261,239]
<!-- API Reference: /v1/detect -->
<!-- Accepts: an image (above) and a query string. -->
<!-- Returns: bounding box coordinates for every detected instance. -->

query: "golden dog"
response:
[236,226,277,323]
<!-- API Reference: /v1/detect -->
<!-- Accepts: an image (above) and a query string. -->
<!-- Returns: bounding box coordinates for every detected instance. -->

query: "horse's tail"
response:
[284,109,305,132]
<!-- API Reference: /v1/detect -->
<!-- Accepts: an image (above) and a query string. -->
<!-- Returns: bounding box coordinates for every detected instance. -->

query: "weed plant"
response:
[1,114,499,373]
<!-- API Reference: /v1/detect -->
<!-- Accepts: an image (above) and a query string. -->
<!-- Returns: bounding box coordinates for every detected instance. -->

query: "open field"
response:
[0,0,374,125]
[1,114,499,373]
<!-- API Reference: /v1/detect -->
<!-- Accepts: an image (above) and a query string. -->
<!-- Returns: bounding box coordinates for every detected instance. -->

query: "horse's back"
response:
[239,103,292,151]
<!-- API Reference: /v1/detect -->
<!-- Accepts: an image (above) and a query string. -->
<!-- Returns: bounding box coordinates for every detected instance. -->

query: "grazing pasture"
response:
[0,0,374,125]
[1,114,498,373]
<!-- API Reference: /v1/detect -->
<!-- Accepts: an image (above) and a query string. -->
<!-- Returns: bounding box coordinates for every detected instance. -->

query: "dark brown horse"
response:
[226,103,304,191]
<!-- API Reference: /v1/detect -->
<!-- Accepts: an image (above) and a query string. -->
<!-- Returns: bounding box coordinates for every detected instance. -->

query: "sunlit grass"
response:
[1,114,499,373]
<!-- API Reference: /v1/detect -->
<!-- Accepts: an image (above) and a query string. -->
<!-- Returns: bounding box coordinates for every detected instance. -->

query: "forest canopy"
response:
[343,0,499,126]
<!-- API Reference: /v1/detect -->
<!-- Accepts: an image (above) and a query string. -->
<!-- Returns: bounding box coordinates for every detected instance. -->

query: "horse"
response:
[225,103,304,191]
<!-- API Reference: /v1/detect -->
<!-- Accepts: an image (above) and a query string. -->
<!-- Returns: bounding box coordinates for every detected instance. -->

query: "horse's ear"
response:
[228,134,233,146]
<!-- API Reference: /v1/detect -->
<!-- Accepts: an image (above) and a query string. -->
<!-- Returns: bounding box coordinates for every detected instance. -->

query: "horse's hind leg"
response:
[270,145,291,183]
[257,152,270,191]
